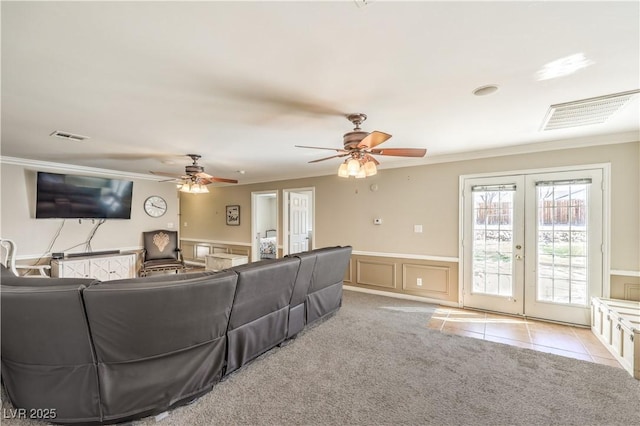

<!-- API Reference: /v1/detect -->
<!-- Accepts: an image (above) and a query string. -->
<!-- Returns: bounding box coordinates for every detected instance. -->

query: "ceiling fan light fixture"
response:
[355,167,367,179]
[337,162,349,178]
[179,181,209,194]
[191,183,208,194]
[363,160,377,176]
[347,158,361,175]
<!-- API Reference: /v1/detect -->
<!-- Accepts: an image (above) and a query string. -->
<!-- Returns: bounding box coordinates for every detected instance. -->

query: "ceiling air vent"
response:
[541,89,639,131]
[50,130,89,141]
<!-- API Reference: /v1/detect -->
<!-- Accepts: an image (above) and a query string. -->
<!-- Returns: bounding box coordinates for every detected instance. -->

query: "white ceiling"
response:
[2,1,639,184]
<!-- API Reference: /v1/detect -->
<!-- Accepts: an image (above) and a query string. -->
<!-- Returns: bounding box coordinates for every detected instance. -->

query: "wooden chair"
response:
[139,230,186,277]
[0,238,51,277]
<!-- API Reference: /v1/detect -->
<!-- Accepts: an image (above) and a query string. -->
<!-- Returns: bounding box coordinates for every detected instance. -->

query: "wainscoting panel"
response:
[349,253,459,302]
[402,264,450,297]
[610,274,640,301]
[356,259,397,289]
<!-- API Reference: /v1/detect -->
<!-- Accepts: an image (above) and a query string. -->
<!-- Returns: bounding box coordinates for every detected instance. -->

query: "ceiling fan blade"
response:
[308,154,349,164]
[210,79,347,117]
[295,145,348,153]
[195,171,214,179]
[369,148,427,157]
[193,171,238,184]
[358,131,392,149]
[200,177,239,184]
[150,171,185,179]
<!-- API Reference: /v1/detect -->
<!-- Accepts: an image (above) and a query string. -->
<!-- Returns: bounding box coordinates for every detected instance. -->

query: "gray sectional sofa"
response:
[0,246,352,424]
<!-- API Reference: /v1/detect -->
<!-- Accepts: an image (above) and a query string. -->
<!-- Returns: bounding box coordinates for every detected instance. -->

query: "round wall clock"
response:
[144,196,167,217]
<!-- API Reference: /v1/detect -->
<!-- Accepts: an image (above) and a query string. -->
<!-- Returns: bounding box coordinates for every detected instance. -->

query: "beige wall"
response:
[181,141,640,272]
[0,162,180,259]
[2,140,638,299]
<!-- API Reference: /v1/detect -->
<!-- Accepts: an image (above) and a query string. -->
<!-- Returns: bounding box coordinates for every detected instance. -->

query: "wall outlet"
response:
[414,224,423,233]
[167,222,174,229]
[417,278,423,286]
[183,222,188,227]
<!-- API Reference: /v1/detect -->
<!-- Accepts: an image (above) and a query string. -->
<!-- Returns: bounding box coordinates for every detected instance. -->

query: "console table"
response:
[205,253,248,271]
[51,253,136,281]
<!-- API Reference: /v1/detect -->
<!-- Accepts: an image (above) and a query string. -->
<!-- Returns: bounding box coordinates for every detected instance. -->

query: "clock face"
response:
[144,196,167,217]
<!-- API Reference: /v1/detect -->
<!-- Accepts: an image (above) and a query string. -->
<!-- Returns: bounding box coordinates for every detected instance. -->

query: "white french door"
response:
[463,176,525,316]
[462,168,604,325]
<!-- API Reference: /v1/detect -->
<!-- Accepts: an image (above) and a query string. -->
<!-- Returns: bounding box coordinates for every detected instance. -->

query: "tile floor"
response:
[427,306,622,368]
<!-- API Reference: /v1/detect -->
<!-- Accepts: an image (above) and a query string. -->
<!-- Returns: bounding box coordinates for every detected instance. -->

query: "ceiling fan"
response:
[295,113,427,178]
[150,154,238,193]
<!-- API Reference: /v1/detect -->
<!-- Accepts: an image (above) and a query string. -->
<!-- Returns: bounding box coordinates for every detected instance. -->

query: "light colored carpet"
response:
[3,290,639,425]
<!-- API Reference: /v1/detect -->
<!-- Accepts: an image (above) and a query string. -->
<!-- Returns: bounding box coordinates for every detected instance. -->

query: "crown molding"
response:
[413,131,639,167]
[2,132,638,185]
[0,156,166,181]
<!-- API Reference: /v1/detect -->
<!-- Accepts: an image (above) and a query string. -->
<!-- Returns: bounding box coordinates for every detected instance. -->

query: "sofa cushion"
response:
[225,257,299,374]
[0,275,97,287]
[82,270,238,420]
[103,270,215,286]
[0,283,101,423]
[228,258,299,330]
[306,246,352,324]
[285,251,318,339]
[83,271,237,361]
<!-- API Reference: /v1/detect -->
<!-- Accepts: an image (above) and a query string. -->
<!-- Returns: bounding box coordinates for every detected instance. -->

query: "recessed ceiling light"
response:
[536,53,594,81]
[473,85,499,96]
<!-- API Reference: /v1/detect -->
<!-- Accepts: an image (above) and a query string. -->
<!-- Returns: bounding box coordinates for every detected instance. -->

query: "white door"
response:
[463,176,525,316]
[463,168,604,325]
[523,170,603,325]
[289,192,310,254]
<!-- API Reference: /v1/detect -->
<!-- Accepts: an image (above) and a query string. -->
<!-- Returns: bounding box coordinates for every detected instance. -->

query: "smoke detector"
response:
[541,90,639,131]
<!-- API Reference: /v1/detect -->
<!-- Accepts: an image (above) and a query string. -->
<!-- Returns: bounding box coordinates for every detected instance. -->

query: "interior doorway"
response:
[461,166,608,326]
[251,191,278,262]
[282,188,315,255]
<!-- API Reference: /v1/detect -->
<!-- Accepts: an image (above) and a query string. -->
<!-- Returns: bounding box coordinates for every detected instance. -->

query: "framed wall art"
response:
[226,205,240,226]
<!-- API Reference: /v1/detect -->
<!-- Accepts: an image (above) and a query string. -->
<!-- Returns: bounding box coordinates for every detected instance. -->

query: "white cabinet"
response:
[52,253,136,281]
[591,297,640,379]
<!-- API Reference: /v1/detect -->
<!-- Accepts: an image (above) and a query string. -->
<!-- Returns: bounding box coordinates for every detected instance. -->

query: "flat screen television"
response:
[36,171,134,219]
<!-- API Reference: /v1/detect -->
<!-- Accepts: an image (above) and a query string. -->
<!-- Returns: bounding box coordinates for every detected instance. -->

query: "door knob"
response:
[515,254,523,260]
[515,245,522,250]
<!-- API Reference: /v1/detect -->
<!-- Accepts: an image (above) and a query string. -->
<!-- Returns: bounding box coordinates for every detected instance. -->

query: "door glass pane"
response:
[472,188,515,297]
[536,183,589,305]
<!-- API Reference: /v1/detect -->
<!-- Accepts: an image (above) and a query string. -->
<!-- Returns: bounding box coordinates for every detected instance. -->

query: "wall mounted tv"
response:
[36,172,134,219]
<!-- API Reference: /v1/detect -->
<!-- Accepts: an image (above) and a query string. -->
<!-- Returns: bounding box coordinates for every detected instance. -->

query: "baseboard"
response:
[343,285,460,307]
